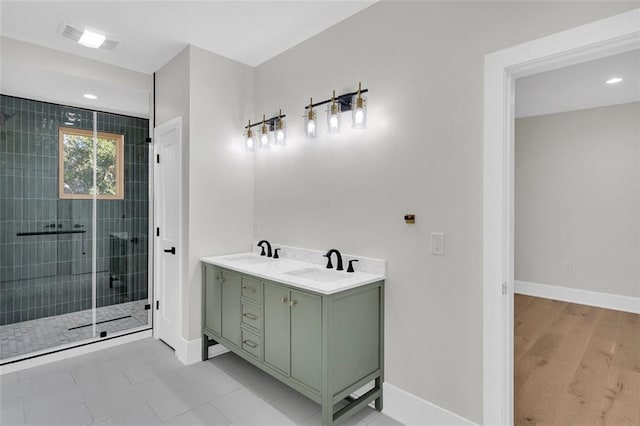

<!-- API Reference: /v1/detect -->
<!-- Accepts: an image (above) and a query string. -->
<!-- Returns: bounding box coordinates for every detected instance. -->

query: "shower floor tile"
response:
[0,300,149,361]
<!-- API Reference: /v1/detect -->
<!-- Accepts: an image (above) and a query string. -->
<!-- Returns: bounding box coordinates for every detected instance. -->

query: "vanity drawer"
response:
[241,277,261,303]
[241,328,262,360]
[241,302,262,332]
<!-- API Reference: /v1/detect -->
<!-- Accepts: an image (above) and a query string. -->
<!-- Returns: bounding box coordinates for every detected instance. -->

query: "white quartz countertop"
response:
[200,252,385,295]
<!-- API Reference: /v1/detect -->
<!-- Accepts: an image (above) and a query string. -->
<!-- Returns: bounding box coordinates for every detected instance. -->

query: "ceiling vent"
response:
[59,23,119,50]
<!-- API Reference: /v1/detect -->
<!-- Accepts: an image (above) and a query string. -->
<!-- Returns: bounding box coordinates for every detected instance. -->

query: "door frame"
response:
[483,9,640,425]
[153,116,183,348]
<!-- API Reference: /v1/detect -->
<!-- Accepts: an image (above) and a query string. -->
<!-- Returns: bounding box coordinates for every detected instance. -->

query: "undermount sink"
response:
[223,254,273,265]
[285,268,346,283]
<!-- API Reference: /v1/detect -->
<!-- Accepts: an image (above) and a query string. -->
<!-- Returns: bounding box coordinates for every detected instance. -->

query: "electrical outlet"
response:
[431,233,445,255]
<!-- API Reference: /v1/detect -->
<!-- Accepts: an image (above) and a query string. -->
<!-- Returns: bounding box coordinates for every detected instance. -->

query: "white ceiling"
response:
[0,1,376,73]
[516,49,640,118]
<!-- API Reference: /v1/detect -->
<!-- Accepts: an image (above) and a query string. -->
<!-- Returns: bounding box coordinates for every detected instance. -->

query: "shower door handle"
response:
[163,247,176,255]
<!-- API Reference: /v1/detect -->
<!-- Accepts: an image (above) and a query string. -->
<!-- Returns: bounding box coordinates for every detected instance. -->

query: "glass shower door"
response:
[0,96,151,363]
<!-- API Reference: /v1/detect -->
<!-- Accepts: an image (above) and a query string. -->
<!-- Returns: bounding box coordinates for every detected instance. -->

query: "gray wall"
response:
[252,2,639,422]
[155,46,254,340]
[515,103,640,298]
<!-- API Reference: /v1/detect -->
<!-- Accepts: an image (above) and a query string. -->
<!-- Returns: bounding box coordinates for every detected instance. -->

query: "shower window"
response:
[58,127,124,199]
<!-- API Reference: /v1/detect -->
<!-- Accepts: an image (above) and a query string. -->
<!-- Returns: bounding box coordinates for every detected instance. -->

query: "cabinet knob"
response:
[281,297,288,304]
[289,300,297,307]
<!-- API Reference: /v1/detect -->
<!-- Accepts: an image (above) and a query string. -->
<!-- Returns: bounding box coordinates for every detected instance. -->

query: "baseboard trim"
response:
[515,280,640,314]
[383,382,477,426]
[175,336,202,365]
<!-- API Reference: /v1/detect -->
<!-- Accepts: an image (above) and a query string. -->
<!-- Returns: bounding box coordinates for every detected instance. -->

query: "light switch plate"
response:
[431,233,444,255]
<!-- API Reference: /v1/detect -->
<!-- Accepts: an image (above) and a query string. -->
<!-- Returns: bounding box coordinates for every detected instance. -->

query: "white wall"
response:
[252,2,638,422]
[186,46,254,340]
[155,46,254,342]
[515,103,640,298]
[155,47,192,341]
[0,36,150,117]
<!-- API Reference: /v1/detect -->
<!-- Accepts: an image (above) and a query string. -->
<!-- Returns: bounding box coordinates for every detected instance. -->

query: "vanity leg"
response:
[375,377,383,412]
[202,334,209,361]
[321,398,333,426]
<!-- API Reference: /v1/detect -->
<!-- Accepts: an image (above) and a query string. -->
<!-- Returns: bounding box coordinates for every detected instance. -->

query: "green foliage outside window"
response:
[59,128,124,199]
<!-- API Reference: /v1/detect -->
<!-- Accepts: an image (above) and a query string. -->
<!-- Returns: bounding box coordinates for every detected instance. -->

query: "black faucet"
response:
[257,240,272,257]
[273,248,281,259]
[347,259,359,273]
[324,249,344,271]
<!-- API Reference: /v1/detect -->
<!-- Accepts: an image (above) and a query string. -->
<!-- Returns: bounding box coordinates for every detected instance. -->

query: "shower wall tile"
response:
[0,95,150,326]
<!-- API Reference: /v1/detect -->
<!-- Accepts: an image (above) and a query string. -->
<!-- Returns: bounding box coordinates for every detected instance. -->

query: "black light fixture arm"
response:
[244,113,286,130]
[304,88,369,112]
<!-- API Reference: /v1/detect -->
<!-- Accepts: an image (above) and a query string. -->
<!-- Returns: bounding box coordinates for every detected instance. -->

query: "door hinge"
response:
[156,300,160,310]
[502,282,507,295]
[144,304,151,310]
[156,154,160,163]
[146,137,152,143]
[156,227,160,237]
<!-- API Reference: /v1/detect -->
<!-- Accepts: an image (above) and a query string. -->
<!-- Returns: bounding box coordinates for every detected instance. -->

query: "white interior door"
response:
[154,117,182,350]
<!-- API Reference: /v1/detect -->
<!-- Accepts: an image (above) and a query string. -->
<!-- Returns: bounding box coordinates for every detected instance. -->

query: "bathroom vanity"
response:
[201,248,385,425]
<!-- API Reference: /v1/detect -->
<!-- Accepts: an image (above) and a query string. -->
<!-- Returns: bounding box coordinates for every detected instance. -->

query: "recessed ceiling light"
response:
[83,93,98,100]
[606,77,623,85]
[78,29,106,49]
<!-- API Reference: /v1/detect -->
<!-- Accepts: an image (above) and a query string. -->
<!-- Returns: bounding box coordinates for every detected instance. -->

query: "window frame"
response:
[58,127,125,200]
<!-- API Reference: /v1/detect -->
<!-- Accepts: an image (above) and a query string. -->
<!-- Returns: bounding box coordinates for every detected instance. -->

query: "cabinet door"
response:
[290,290,322,392]
[204,265,222,335]
[263,283,290,375]
[221,270,241,347]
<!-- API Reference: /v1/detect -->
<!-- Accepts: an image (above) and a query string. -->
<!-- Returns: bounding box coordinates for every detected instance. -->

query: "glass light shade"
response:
[305,110,317,138]
[275,118,286,146]
[245,132,255,152]
[327,102,341,134]
[352,94,367,129]
[260,133,269,147]
[260,125,270,149]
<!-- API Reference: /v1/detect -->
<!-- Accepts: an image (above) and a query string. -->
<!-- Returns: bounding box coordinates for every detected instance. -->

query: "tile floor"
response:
[0,338,403,425]
[0,301,150,361]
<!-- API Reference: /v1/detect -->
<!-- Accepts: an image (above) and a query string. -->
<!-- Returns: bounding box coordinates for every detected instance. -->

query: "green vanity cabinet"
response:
[204,266,242,347]
[263,283,291,374]
[202,262,384,426]
[264,284,322,392]
[289,289,322,392]
[204,265,221,335]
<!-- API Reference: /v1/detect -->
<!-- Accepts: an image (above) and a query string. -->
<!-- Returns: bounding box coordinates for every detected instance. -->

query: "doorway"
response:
[153,117,183,351]
[482,9,640,425]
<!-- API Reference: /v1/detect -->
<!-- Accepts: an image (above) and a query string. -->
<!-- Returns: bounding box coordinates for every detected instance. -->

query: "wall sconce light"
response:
[260,115,270,149]
[274,110,286,146]
[245,120,255,152]
[303,82,368,137]
[244,112,286,152]
[304,98,317,139]
[327,91,341,134]
[352,82,367,129]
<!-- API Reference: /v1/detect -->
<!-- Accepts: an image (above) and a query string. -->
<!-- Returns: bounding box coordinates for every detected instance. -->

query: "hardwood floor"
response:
[514,294,640,426]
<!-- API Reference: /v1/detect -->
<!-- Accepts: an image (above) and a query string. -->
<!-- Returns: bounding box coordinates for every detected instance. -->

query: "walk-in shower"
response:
[0,95,151,362]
